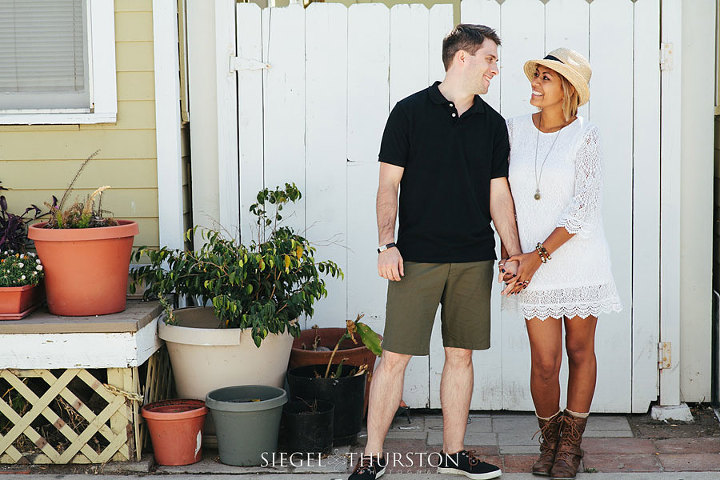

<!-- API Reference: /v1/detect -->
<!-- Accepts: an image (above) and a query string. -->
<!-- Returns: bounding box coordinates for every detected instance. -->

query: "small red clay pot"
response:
[141,399,208,466]
[28,221,138,316]
[0,284,42,320]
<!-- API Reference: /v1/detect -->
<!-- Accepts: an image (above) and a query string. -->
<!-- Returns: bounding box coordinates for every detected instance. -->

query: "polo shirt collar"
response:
[428,81,486,114]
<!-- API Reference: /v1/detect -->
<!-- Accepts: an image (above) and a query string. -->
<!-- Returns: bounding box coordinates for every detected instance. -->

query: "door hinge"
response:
[229,57,271,72]
[658,342,671,369]
[660,43,673,71]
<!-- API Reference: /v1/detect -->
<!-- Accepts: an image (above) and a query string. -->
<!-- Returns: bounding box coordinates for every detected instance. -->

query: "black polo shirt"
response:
[378,81,509,263]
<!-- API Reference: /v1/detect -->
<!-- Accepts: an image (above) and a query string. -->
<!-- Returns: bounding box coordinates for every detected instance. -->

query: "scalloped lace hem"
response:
[502,283,623,320]
[519,302,623,321]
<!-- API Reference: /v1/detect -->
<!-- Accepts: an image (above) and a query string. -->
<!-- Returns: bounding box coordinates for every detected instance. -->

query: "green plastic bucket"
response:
[205,385,287,466]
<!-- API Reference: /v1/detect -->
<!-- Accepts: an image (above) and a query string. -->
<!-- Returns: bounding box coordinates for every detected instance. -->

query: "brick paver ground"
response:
[341,410,720,475]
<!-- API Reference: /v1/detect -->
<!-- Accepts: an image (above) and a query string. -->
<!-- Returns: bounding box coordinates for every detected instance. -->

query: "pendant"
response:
[534,190,541,200]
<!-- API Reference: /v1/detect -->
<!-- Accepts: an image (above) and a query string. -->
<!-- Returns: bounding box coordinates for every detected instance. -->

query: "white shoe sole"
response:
[375,466,386,478]
[437,466,502,479]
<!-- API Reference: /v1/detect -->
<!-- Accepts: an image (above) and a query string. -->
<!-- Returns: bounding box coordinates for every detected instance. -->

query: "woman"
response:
[500,48,622,479]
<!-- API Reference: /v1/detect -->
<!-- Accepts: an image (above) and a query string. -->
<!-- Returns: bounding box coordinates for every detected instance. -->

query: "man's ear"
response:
[455,50,466,65]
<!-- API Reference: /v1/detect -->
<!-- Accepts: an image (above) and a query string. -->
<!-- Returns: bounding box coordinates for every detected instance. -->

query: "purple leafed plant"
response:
[0,180,44,253]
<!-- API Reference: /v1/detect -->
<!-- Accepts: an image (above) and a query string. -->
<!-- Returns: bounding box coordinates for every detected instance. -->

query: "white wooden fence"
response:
[234,0,661,413]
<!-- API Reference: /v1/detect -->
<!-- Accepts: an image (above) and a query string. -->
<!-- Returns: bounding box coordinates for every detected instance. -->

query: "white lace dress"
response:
[505,114,622,320]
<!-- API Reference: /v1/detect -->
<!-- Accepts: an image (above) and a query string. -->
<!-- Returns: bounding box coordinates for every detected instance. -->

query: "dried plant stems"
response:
[57,149,100,211]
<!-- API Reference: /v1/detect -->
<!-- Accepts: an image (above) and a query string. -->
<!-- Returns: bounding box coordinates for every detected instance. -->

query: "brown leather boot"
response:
[550,411,588,479]
[532,411,563,476]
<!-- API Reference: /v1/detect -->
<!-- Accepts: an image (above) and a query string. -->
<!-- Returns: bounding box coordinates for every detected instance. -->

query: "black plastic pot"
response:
[287,364,366,445]
[281,399,334,454]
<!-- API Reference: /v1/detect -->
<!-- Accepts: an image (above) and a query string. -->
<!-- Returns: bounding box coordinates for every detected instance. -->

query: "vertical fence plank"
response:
[305,3,349,329]
[217,0,240,236]
[347,3,391,165]
[589,0,634,412]
[237,3,264,242]
[499,0,544,118]
[428,4,452,85]
[388,3,431,409]
[545,0,590,118]
[460,0,501,111]
[263,4,306,234]
[658,0,683,407]
[390,4,429,104]
[632,0,661,413]
[346,3,390,345]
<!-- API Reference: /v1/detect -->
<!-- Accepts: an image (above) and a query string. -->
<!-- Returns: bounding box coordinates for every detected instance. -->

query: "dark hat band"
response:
[543,54,564,63]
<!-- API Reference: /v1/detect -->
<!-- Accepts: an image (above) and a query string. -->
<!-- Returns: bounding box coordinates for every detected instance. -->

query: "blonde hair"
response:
[560,75,580,121]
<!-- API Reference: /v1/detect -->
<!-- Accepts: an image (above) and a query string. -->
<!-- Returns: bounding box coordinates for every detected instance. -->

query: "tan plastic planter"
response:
[159,307,294,400]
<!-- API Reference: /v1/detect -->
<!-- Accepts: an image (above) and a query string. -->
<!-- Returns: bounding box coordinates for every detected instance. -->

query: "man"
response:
[348,25,522,480]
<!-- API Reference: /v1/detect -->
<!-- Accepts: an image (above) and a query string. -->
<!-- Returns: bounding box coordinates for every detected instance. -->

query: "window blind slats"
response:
[0,0,89,109]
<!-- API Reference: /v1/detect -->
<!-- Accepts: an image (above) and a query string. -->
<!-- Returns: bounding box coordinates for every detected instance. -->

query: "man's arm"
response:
[377,163,405,281]
[490,176,522,254]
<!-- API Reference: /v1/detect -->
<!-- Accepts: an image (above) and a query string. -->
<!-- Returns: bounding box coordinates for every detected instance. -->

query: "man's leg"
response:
[364,350,412,456]
[434,261,501,479]
[440,346,473,454]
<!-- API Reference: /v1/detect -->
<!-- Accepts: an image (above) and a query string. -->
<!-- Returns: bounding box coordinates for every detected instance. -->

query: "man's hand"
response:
[378,247,404,281]
[498,259,519,295]
[505,251,543,295]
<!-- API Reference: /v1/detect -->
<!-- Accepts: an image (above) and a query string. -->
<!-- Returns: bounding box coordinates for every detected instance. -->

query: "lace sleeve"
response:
[506,117,514,146]
[556,125,602,238]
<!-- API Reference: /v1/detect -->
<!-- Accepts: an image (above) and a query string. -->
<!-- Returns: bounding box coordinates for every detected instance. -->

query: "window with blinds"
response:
[0,0,90,111]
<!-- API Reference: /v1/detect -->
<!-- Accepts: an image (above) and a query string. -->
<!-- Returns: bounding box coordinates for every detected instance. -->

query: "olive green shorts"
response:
[381,260,494,356]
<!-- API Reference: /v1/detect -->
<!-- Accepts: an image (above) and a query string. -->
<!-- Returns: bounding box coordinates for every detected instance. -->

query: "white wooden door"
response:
[235,0,660,413]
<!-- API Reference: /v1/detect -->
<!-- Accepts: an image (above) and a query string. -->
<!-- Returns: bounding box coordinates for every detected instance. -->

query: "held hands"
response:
[499,251,543,295]
[378,247,404,281]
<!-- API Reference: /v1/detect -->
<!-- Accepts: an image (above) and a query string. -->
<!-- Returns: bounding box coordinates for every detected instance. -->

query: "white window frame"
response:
[0,0,117,125]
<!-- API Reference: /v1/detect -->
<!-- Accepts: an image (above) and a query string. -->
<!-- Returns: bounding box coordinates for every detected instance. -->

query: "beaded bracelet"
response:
[535,243,551,263]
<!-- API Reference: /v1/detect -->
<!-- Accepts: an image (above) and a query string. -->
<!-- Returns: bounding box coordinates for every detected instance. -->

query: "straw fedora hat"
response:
[523,48,591,106]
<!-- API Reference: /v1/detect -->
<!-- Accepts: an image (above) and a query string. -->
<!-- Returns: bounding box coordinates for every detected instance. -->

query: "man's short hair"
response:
[442,24,501,71]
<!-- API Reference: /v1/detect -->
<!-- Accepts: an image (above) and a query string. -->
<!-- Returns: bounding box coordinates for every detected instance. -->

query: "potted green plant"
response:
[0,250,44,320]
[289,313,383,413]
[130,183,343,400]
[286,317,382,445]
[26,151,139,316]
[0,180,46,319]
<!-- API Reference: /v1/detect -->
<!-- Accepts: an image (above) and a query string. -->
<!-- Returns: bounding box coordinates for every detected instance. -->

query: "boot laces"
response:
[532,414,561,451]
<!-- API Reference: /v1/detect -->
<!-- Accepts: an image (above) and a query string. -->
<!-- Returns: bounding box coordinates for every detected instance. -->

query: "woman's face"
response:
[529,65,564,110]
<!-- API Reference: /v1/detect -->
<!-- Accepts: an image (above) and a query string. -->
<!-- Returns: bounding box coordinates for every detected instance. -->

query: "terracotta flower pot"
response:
[28,221,138,316]
[289,327,381,414]
[141,399,208,466]
[0,284,43,320]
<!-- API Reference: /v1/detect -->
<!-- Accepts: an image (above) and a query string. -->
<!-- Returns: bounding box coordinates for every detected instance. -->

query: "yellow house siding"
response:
[0,2,160,250]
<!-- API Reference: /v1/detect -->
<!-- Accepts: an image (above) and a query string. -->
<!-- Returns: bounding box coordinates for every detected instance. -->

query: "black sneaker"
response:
[348,454,387,480]
[437,449,502,479]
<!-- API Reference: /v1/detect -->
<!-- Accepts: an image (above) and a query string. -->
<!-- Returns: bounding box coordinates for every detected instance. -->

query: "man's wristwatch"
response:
[377,242,396,254]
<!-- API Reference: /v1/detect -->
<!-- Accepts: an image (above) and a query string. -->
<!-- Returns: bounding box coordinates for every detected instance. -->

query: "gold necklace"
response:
[533,117,564,201]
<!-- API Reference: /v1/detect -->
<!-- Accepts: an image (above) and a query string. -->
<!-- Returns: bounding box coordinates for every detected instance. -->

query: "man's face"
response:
[463,39,499,95]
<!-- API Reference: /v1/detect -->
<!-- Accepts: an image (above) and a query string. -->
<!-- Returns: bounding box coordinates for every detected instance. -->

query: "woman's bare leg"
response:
[526,317,563,417]
[564,315,598,413]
